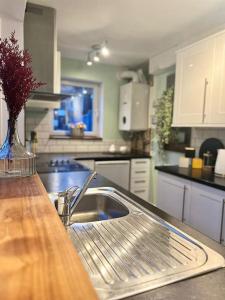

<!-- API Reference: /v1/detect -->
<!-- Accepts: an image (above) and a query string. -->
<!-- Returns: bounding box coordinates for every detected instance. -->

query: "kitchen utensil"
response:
[199,138,224,165]
[215,149,225,177]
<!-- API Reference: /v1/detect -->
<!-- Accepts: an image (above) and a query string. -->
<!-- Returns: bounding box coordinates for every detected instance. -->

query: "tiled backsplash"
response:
[26,110,131,153]
[191,128,225,155]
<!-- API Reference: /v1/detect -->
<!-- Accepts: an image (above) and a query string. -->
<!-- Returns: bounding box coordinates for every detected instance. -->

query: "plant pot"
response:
[71,127,84,137]
[0,119,36,177]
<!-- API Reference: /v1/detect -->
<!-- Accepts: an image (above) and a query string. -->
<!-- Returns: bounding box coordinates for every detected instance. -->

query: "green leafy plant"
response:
[154,87,174,149]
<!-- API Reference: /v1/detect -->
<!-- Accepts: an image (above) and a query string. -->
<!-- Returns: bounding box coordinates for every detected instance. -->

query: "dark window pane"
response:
[54,83,94,132]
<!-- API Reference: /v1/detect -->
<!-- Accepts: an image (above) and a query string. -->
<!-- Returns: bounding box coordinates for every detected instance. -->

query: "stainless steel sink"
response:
[68,187,225,300]
[70,191,129,223]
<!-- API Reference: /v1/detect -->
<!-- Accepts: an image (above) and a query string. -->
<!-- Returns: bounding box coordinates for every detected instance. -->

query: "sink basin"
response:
[70,191,129,223]
[68,187,225,300]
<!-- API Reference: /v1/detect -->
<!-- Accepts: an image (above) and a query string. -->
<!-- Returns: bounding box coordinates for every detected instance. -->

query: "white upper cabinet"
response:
[173,29,225,127]
[210,32,225,124]
[173,38,214,126]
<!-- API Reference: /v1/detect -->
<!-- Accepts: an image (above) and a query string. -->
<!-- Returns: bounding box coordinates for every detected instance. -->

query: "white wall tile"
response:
[191,128,225,154]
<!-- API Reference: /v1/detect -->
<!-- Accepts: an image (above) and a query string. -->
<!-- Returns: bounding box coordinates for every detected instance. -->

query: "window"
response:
[53,79,101,136]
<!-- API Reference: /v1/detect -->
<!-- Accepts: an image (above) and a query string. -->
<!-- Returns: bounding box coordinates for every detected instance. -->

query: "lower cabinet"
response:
[222,204,225,246]
[189,184,224,242]
[157,173,191,221]
[130,159,150,202]
[157,171,225,243]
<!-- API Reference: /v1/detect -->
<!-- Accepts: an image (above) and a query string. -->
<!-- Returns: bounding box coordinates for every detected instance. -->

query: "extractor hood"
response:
[26,91,68,111]
[24,3,68,109]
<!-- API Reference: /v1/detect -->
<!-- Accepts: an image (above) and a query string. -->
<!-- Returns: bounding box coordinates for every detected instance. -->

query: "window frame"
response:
[52,78,102,137]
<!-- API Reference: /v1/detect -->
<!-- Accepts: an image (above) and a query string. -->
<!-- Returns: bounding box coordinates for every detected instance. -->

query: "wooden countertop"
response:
[0,175,98,300]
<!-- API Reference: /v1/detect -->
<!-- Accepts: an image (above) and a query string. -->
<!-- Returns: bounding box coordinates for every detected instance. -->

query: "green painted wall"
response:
[61,57,126,140]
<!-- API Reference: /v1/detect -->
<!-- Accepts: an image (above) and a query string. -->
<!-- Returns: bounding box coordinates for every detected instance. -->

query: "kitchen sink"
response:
[67,187,225,300]
[70,191,129,223]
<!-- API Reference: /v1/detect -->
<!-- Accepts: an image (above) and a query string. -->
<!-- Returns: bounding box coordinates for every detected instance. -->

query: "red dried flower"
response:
[0,32,44,121]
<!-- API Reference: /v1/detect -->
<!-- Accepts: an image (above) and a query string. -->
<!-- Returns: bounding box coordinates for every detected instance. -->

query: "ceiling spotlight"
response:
[86,53,93,66]
[101,42,110,57]
[93,52,100,62]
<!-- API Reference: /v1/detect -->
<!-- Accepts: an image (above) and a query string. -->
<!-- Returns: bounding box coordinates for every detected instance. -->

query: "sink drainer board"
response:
[68,188,225,300]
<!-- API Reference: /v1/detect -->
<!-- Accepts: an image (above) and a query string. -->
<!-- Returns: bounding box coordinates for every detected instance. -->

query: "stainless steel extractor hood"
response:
[24,3,68,109]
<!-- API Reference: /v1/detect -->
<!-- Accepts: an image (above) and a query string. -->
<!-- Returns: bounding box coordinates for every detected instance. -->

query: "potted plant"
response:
[70,122,86,137]
[0,32,43,177]
[154,87,174,150]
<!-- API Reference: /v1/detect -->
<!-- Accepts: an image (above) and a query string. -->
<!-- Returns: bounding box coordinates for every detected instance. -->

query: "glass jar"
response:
[0,120,36,177]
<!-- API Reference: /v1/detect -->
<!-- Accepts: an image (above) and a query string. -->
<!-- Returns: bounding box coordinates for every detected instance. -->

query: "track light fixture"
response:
[86,41,110,66]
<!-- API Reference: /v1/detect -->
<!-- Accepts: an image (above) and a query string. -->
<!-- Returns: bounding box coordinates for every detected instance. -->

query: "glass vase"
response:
[0,119,36,178]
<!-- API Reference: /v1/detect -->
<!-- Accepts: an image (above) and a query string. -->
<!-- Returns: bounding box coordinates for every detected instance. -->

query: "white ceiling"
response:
[30,0,225,66]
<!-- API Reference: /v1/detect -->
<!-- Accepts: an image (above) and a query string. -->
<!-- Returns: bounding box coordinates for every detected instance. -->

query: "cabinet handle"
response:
[220,199,225,243]
[134,189,145,193]
[135,171,146,174]
[134,180,146,184]
[202,78,208,123]
[181,185,187,222]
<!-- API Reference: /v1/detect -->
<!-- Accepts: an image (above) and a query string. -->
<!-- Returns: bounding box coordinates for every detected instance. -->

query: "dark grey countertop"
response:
[37,151,151,162]
[156,165,225,192]
[39,170,225,300]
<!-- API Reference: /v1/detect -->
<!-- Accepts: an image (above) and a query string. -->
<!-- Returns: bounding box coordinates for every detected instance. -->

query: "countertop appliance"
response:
[215,149,225,177]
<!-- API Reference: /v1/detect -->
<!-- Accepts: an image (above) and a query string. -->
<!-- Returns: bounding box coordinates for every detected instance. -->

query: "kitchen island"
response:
[0,172,225,300]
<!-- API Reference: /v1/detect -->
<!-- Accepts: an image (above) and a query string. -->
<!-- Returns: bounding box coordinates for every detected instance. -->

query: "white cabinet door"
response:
[209,32,225,124]
[173,38,214,126]
[189,183,224,242]
[157,173,190,221]
[131,83,149,131]
[221,200,225,245]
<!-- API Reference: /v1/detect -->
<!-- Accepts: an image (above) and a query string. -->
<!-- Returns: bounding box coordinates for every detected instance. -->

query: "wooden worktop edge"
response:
[0,174,98,300]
